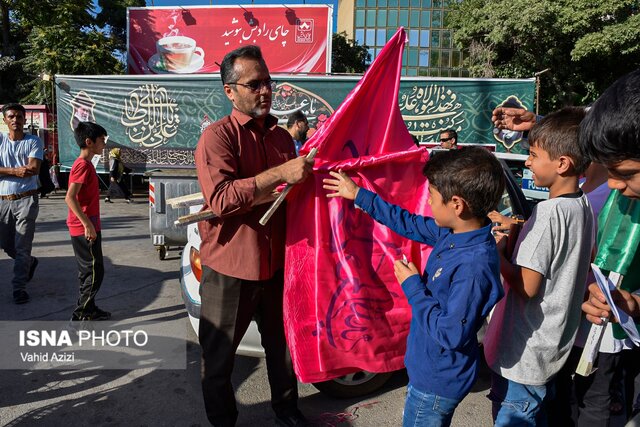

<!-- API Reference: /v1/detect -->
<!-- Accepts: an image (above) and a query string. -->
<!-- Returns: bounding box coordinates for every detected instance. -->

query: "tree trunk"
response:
[0,1,10,56]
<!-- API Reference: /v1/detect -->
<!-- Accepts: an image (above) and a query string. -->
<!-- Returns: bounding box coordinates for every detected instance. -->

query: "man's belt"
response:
[0,189,39,201]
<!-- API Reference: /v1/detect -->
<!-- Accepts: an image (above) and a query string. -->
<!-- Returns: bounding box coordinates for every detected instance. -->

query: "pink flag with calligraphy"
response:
[284,28,432,383]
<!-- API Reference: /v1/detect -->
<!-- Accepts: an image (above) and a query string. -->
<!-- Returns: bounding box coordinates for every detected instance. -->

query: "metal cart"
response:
[146,169,200,260]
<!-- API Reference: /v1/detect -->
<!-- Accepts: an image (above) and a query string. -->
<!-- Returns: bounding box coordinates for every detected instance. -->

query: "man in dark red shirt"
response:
[194,45,313,427]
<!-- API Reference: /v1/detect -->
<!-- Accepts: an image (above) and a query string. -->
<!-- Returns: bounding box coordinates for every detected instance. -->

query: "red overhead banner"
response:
[127,5,332,75]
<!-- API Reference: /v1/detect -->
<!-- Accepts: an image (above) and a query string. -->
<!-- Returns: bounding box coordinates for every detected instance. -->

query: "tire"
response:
[158,245,167,260]
[312,371,394,398]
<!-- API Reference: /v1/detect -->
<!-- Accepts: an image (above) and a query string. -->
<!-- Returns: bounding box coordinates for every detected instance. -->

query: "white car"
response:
[180,159,532,398]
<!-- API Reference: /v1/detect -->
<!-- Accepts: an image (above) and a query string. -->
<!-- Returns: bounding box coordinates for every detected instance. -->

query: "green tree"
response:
[0,0,131,106]
[96,0,145,54]
[448,0,640,112]
[331,31,370,74]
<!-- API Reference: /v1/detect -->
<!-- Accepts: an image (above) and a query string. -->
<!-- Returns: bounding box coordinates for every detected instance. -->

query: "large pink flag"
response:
[284,28,433,383]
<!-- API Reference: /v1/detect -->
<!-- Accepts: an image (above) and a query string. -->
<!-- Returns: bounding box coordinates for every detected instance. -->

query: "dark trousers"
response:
[550,345,623,427]
[70,233,104,318]
[199,266,298,427]
[575,351,622,426]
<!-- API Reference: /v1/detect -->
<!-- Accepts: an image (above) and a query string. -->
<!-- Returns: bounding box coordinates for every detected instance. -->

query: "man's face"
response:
[223,57,272,119]
[440,132,456,149]
[3,109,26,133]
[606,159,640,199]
[295,120,309,141]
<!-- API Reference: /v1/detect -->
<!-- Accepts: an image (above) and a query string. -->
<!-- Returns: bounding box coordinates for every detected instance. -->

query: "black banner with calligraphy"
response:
[55,74,534,170]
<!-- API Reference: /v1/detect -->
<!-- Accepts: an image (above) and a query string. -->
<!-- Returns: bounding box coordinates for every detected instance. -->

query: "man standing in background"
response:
[0,103,43,304]
[286,111,309,155]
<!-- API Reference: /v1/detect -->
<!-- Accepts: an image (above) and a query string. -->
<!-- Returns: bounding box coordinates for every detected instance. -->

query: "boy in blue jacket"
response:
[323,146,505,427]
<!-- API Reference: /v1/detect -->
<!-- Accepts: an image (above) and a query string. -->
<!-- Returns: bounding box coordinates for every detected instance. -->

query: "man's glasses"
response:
[227,79,277,93]
[440,137,453,142]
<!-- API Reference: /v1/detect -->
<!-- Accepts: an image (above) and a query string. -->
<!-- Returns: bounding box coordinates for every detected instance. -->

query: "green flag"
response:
[594,190,640,339]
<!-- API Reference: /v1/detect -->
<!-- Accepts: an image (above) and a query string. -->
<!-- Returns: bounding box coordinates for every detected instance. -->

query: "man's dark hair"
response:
[2,103,26,117]
[529,107,589,175]
[287,111,307,129]
[441,129,457,141]
[579,69,640,164]
[422,146,505,218]
[220,45,266,85]
[74,121,107,148]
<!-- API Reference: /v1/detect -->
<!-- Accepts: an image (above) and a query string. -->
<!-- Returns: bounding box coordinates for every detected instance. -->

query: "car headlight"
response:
[189,246,203,282]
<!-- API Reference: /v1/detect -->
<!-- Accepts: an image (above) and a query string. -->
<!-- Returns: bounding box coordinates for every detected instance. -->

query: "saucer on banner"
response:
[148,53,204,74]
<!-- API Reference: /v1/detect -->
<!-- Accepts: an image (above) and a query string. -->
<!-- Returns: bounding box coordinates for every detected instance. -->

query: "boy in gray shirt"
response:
[484,107,595,426]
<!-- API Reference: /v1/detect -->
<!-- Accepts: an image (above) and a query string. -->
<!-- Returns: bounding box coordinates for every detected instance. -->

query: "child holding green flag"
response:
[580,68,640,421]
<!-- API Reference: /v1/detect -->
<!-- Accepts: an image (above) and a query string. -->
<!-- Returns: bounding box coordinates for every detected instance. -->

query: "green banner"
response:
[56,74,534,171]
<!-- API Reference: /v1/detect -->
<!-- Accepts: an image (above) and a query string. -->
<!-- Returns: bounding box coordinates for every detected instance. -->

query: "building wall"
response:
[338,0,467,77]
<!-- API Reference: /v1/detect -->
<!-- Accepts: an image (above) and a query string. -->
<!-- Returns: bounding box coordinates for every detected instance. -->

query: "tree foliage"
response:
[0,0,133,106]
[448,0,640,112]
[331,31,370,74]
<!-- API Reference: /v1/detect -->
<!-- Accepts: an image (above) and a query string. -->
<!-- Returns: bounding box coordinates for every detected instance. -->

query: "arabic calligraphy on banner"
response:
[126,147,194,167]
[55,75,535,170]
[121,84,180,148]
[400,84,464,138]
[222,23,290,46]
[271,83,334,129]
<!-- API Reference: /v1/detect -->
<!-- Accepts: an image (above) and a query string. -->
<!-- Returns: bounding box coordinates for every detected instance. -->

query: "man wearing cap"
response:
[0,103,44,304]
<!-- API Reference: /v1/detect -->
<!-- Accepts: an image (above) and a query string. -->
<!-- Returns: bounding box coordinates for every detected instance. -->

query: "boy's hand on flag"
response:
[393,259,419,284]
[323,170,360,200]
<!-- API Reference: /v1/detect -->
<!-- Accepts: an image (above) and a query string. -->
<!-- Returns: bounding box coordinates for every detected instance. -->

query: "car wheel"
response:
[312,371,394,398]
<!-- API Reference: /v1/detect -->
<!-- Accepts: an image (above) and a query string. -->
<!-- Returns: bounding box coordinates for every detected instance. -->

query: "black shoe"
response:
[72,307,111,321]
[104,197,112,203]
[13,290,30,304]
[126,198,132,204]
[27,256,38,282]
[275,409,311,427]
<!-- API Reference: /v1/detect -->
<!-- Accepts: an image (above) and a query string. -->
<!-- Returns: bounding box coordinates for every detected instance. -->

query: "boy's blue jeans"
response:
[488,372,553,427]
[403,384,461,427]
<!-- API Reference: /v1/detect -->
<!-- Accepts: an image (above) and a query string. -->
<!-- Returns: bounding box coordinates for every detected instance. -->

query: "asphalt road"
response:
[0,190,497,426]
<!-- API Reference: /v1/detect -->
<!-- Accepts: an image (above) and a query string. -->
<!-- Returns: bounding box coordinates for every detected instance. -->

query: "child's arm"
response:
[400,265,497,350]
[65,182,97,241]
[323,170,439,245]
[495,233,544,298]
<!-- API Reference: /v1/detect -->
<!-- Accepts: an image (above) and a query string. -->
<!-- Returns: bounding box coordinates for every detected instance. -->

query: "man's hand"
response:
[13,166,35,178]
[276,156,314,185]
[83,222,97,242]
[492,107,537,132]
[393,259,419,284]
[323,170,360,200]
[583,283,640,324]
[110,177,116,182]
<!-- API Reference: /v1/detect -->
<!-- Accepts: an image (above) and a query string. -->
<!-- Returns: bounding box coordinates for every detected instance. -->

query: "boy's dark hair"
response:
[579,69,640,164]
[2,103,26,117]
[287,111,307,128]
[74,121,107,148]
[529,107,589,175]
[423,146,505,218]
[220,45,266,85]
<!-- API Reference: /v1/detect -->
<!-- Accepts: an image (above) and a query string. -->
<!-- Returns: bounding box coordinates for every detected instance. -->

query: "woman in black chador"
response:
[105,148,132,203]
